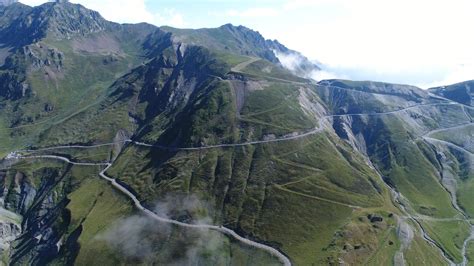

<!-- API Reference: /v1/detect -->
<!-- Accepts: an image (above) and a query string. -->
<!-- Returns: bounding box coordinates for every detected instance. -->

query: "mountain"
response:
[0,0,18,6]
[0,1,472,266]
[430,80,474,106]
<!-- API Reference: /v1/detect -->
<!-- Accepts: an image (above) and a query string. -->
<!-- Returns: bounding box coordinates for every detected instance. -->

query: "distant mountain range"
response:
[0,1,472,265]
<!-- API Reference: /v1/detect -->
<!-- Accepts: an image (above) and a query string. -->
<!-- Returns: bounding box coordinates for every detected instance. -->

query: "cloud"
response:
[226,7,279,18]
[419,63,474,89]
[18,0,44,6]
[96,214,171,260]
[283,0,343,10]
[153,8,186,28]
[258,0,474,88]
[96,195,226,263]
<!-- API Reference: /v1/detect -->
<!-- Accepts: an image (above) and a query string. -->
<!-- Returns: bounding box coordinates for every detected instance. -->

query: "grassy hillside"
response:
[0,2,472,265]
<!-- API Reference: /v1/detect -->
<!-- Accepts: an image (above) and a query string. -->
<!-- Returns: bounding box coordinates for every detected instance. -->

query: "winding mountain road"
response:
[12,87,473,266]
[423,137,474,156]
[130,101,460,151]
[420,123,474,265]
[22,102,466,154]
[17,155,292,266]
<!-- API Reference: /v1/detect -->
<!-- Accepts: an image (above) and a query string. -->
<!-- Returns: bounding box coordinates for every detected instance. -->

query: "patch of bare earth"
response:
[72,33,123,55]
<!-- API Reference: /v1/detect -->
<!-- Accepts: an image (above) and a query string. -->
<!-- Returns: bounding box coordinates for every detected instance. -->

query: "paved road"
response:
[420,123,474,266]
[18,155,292,266]
[423,137,473,156]
[20,155,109,166]
[21,142,122,153]
[15,93,472,266]
[21,102,465,155]
[424,122,474,137]
[130,102,460,151]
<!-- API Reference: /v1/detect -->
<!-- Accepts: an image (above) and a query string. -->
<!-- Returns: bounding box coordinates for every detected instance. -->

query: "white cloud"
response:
[18,0,44,6]
[257,0,474,88]
[420,64,474,88]
[226,7,279,18]
[154,8,186,28]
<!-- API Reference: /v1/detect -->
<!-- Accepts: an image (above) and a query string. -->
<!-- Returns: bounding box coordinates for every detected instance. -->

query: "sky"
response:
[18,0,474,88]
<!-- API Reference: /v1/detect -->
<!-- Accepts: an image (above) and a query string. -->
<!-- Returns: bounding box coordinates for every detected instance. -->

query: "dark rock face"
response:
[0,2,112,47]
[219,24,280,63]
[367,214,384,223]
[0,71,28,100]
[1,167,74,265]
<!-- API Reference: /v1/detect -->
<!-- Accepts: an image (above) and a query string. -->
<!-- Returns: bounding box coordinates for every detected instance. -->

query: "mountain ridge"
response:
[0,2,472,266]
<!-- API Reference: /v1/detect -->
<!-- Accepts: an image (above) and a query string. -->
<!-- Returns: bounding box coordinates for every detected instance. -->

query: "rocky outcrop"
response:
[0,2,113,47]
[0,71,29,100]
[0,166,75,265]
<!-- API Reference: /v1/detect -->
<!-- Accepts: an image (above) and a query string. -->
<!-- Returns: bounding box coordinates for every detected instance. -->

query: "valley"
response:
[0,1,473,265]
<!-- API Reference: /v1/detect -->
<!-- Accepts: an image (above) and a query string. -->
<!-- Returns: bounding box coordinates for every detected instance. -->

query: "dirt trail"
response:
[231,57,260,72]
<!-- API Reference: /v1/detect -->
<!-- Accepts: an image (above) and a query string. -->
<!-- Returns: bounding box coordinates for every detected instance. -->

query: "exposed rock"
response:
[343,243,354,251]
[44,103,54,112]
[367,214,383,223]
[0,221,21,251]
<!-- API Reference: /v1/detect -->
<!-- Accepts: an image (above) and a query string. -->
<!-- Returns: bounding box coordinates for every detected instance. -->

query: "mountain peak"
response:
[39,1,110,37]
[0,2,112,46]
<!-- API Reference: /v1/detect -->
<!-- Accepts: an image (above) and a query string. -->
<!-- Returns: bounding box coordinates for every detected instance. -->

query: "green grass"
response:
[367,116,460,219]
[72,180,134,265]
[1,16,472,265]
[322,210,401,265]
[238,59,308,83]
[257,185,353,265]
[459,179,474,217]
[213,52,251,68]
[25,145,114,163]
[431,124,474,153]
[422,220,471,263]
[105,131,394,264]
[240,82,317,136]
[467,240,474,266]
[0,33,143,154]
[404,234,449,265]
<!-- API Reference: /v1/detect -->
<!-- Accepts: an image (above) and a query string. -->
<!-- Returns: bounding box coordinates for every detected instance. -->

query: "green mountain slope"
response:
[0,1,472,266]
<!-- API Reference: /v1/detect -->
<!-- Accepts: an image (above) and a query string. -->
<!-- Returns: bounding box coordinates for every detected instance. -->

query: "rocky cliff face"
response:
[0,165,75,265]
[0,2,112,47]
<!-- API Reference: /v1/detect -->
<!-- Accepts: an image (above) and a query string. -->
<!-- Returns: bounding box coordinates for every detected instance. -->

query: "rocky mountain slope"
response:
[0,1,472,265]
[0,0,17,6]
